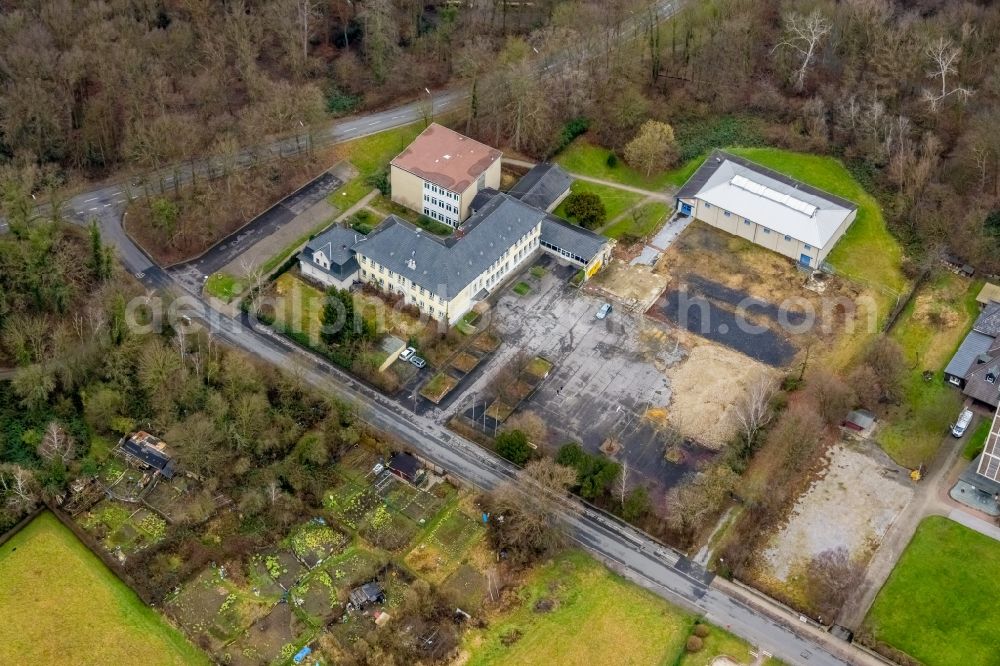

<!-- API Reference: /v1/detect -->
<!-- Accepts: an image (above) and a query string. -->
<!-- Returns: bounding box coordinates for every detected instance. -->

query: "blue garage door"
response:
[799,253,812,267]
[679,202,693,215]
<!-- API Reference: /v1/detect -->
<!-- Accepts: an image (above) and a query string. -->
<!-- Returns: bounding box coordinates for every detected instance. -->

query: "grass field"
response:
[464,551,749,666]
[878,273,980,466]
[865,517,1000,666]
[603,201,670,240]
[553,180,643,226]
[0,512,206,665]
[556,139,679,191]
[328,122,427,210]
[726,147,906,296]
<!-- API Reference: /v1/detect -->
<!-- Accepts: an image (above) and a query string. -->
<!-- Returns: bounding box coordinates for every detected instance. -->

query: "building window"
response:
[743,219,751,225]
[784,235,791,241]
[724,211,731,217]
[705,202,712,209]
[762,228,770,234]
[804,244,812,250]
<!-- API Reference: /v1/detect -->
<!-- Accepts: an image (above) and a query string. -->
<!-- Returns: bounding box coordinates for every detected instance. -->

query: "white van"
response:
[951,408,974,438]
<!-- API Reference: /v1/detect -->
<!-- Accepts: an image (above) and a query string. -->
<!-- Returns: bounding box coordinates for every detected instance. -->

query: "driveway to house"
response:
[837,415,1000,629]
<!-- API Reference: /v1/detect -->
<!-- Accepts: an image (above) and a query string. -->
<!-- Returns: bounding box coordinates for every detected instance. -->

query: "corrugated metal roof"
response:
[945,330,995,378]
[676,150,857,248]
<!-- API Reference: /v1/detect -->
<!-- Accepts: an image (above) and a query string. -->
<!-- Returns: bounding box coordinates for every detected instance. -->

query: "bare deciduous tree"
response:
[922,37,973,112]
[0,464,39,512]
[37,422,74,464]
[805,546,864,619]
[617,460,629,509]
[771,10,832,92]
[732,375,776,446]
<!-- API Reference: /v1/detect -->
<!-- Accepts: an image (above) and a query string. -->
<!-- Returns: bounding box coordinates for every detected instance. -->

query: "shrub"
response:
[366,168,390,195]
[685,636,704,652]
[605,153,618,168]
[693,623,710,638]
[563,192,606,229]
[495,430,532,466]
[325,85,361,115]
[552,117,590,155]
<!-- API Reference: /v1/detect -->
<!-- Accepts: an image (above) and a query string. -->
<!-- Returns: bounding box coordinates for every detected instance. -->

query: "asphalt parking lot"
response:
[448,257,712,492]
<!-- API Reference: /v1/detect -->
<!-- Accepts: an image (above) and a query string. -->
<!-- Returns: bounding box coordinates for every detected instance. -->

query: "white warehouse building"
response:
[675,150,858,269]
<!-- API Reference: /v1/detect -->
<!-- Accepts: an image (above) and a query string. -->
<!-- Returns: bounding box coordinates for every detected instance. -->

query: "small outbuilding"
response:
[977,283,1000,310]
[348,581,385,609]
[842,409,876,433]
[118,432,175,479]
[388,451,424,484]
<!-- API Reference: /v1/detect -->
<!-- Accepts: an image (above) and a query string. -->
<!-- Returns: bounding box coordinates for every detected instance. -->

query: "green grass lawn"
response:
[864,517,1000,666]
[726,147,907,297]
[204,272,244,303]
[328,122,428,210]
[513,281,531,296]
[556,139,679,191]
[878,273,980,466]
[553,180,644,226]
[603,201,671,240]
[464,551,749,666]
[963,416,993,460]
[0,512,207,665]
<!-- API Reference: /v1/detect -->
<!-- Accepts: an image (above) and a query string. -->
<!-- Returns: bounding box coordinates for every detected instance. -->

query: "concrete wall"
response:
[356,222,540,325]
[390,165,426,218]
[683,197,846,269]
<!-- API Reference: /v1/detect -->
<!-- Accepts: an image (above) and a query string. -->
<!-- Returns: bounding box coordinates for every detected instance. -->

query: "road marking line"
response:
[89,207,99,211]
[342,126,356,131]
[368,121,379,126]
[84,196,98,202]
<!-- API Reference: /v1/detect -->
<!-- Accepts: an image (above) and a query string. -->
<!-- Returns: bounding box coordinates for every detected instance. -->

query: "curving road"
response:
[5,0,890,661]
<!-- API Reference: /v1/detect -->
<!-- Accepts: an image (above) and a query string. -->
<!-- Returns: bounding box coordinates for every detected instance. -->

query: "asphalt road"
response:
[179,307,856,666]
[3,1,884,661]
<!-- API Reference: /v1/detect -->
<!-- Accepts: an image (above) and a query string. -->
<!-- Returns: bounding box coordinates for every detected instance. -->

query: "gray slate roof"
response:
[964,357,1000,407]
[353,193,545,299]
[540,214,608,263]
[973,303,1000,337]
[508,164,572,211]
[303,225,362,279]
[945,330,995,378]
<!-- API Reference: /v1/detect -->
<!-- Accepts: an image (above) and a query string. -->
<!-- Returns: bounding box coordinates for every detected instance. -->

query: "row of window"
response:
[358,256,447,306]
[368,274,442,318]
[423,194,458,214]
[424,182,457,200]
[706,202,812,250]
[540,240,586,265]
[423,207,457,225]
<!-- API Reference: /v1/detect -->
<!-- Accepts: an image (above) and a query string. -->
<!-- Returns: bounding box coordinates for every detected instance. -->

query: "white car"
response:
[596,303,612,320]
[409,356,427,369]
[951,408,974,438]
[400,346,416,361]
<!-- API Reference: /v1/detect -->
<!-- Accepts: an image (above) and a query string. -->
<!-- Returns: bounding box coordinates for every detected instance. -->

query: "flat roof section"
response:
[390,123,501,193]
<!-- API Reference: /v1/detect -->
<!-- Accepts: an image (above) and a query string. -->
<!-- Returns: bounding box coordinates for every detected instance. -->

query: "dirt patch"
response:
[451,352,480,374]
[589,258,669,311]
[665,344,776,449]
[754,441,913,592]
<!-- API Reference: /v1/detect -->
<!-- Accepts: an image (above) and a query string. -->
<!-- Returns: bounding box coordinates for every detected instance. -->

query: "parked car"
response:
[596,303,612,320]
[400,346,415,361]
[951,408,974,437]
[409,356,427,369]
